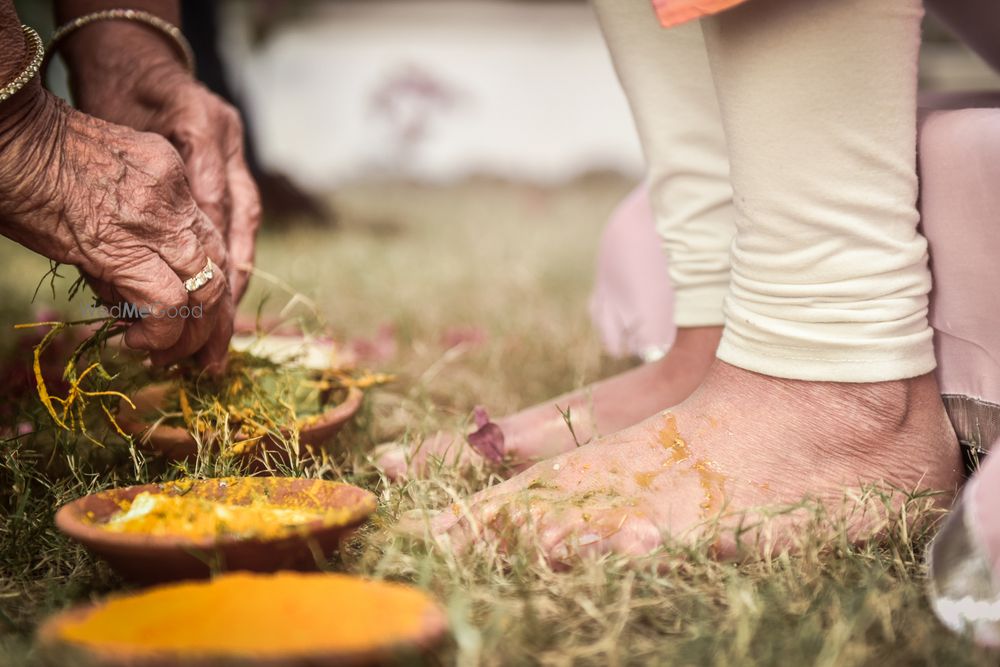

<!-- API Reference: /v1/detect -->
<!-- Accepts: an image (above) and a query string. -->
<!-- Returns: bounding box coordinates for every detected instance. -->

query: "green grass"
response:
[0,176,995,666]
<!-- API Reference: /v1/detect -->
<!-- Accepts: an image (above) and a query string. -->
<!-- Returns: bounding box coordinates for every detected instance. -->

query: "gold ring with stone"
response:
[183,259,216,293]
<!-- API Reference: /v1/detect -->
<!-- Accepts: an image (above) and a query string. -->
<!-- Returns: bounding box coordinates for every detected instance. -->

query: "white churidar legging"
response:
[593,0,935,382]
[594,2,734,329]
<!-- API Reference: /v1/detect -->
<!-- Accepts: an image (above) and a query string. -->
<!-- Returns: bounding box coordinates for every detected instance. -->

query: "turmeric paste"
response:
[90,478,372,541]
[158,351,347,442]
[56,573,442,657]
[657,414,727,516]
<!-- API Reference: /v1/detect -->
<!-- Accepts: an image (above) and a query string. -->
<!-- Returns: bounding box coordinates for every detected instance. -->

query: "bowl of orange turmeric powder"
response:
[55,477,377,585]
[38,572,449,666]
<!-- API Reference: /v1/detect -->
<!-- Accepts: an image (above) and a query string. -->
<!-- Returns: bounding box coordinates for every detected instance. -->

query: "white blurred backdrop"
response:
[219,0,644,189]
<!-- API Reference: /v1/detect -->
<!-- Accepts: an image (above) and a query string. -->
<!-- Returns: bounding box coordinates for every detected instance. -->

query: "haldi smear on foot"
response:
[658,413,727,516]
[53,572,444,659]
[90,478,366,541]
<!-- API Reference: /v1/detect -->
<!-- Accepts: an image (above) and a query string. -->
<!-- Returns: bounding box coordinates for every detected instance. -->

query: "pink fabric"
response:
[589,185,676,358]
[920,93,1000,583]
[919,93,1000,431]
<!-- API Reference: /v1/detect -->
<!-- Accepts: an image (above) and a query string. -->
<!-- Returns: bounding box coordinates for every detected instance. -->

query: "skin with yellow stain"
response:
[656,413,727,517]
[633,471,660,489]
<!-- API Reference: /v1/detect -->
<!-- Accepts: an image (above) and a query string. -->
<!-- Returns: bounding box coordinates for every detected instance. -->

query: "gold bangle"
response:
[0,26,44,104]
[41,9,195,85]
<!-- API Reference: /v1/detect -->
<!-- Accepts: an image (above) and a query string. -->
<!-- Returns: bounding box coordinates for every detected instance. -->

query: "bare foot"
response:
[427,361,964,561]
[376,327,722,479]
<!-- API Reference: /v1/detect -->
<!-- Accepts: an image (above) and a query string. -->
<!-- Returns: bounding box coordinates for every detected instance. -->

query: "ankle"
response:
[672,326,723,354]
[654,326,721,375]
[706,362,959,482]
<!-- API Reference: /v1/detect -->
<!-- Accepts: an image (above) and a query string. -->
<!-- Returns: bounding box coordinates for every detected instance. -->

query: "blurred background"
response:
[15,0,1000,200]
[212,0,1000,192]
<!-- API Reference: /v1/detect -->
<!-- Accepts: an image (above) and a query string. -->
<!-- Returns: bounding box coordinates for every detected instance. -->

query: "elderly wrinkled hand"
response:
[0,84,232,369]
[64,22,261,303]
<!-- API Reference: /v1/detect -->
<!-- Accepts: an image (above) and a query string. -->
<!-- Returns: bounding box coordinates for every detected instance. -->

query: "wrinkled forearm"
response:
[0,0,51,242]
[52,0,187,97]
[0,87,75,263]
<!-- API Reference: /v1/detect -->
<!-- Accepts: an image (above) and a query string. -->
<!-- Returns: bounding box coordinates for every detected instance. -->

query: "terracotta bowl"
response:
[116,382,363,462]
[55,477,377,585]
[36,573,449,667]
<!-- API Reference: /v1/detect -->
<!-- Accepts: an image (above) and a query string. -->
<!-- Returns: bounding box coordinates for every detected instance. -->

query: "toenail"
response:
[551,544,570,560]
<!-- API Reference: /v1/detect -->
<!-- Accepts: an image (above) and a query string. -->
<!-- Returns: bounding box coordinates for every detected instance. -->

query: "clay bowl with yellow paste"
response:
[37,572,449,667]
[55,477,376,585]
[116,381,363,462]
[108,329,361,462]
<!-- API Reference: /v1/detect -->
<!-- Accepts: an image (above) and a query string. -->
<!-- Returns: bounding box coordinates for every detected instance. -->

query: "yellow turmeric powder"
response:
[89,478,373,541]
[101,492,351,540]
[56,573,442,657]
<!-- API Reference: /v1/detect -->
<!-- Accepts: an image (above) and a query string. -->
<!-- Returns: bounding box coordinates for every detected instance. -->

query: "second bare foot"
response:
[376,326,722,479]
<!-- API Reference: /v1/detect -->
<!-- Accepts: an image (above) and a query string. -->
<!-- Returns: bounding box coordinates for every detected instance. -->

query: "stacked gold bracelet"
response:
[0,26,44,104]
[41,9,195,84]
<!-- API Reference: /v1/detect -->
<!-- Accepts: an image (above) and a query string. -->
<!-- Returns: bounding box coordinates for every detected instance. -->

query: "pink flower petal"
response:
[467,405,505,464]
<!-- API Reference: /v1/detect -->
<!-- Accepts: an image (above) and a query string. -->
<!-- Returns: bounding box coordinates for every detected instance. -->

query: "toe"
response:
[374,442,408,480]
[548,507,664,562]
[441,485,563,552]
[412,431,474,474]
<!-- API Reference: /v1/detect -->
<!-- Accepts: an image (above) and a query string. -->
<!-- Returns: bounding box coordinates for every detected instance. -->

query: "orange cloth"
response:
[651,0,750,27]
